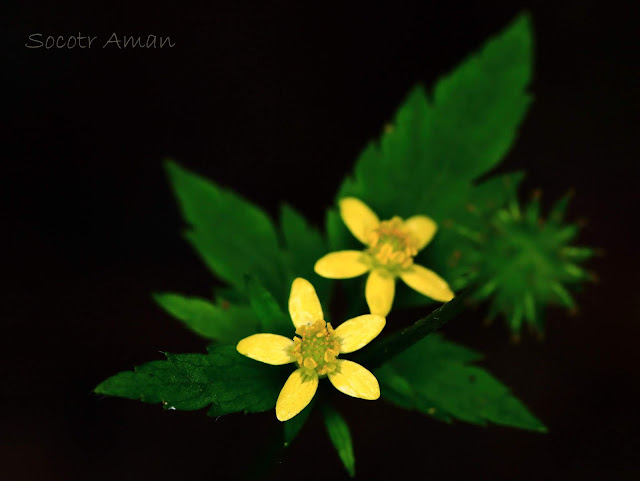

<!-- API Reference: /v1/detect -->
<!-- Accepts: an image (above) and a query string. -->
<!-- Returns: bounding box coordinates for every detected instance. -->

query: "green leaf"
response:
[337,13,532,222]
[245,276,291,336]
[164,160,285,300]
[280,204,330,304]
[283,397,315,447]
[153,292,258,343]
[95,345,288,416]
[376,334,547,432]
[322,404,356,478]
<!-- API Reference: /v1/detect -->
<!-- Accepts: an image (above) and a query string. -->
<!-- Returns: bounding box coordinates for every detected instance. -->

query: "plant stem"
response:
[351,290,469,369]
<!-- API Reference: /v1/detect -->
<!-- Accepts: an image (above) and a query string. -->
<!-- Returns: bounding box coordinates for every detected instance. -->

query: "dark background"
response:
[3,1,638,480]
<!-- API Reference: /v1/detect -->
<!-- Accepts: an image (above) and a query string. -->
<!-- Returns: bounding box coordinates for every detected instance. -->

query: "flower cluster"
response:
[236,198,455,421]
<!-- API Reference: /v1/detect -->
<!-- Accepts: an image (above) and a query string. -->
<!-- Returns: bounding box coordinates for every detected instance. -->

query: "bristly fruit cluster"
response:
[446,188,594,337]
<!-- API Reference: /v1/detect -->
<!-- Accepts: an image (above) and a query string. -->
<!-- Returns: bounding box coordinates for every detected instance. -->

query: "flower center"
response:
[366,216,417,270]
[291,320,341,376]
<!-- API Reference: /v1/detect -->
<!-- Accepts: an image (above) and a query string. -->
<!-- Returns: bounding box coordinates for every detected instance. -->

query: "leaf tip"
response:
[407,83,428,100]
[162,157,179,172]
[93,382,106,395]
[151,291,166,303]
[513,10,534,46]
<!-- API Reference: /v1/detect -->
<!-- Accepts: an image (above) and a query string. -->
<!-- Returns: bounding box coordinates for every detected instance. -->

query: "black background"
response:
[3,1,638,480]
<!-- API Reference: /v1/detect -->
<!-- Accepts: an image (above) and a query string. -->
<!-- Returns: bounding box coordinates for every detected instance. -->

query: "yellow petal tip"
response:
[276,408,292,422]
[275,369,318,422]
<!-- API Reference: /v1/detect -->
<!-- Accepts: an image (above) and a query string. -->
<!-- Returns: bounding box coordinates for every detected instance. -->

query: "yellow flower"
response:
[315,197,454,316]
[236,278,385,421]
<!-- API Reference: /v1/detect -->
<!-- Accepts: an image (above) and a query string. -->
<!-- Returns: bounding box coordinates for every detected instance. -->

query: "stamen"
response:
[367,216,418,271]
[290,319,341,377]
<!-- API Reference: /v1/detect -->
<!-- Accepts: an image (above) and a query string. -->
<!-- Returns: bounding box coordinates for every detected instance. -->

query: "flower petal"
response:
[339,197,380,245]
[289,277,324,329]
[314,251,370,279]
[365,269,395,316]
[400,264,454,302]
[236,334,295,365]
[404,215,437,251]
[335,314,386,354]
[276,368,319,421]
[328,360,380,400]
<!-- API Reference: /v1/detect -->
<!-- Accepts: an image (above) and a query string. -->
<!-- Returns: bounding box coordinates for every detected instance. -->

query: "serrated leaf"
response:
[95,345,288,416]
[245,276,291,336]
[322,404,356,478]
[376,335,547,432]
[164,160,286,300]
[337,13,532,222]
[153,292,258,342]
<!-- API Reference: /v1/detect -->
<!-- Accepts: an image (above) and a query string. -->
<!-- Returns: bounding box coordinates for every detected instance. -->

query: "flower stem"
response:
[351,290,469,369]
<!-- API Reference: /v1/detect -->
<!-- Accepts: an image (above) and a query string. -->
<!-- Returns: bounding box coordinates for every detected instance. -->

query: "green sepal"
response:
[95,345,288,417]
[153,292,258,343]
[322,403,356,478]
